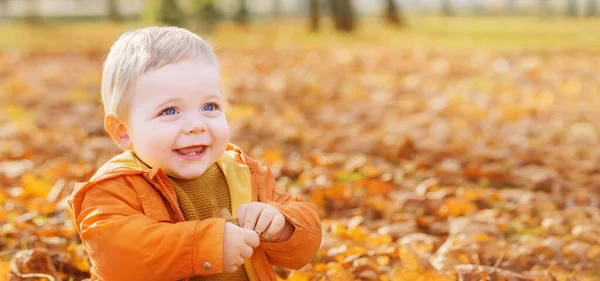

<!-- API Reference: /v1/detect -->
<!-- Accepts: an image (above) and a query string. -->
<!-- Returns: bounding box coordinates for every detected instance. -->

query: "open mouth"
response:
[174,145,207,159]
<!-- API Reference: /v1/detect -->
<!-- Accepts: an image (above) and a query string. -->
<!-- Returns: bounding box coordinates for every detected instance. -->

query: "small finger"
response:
[254,208,275,234]
[236,256,245,267]
[243,204,263,230]
[264,213,286,241]
[243,228,260,248]
[237,204,248,227]
[226,265,238,273]
[240,244,254,259]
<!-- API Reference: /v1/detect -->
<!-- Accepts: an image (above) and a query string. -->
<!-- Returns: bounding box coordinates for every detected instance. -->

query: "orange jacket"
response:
[69,144,322,281]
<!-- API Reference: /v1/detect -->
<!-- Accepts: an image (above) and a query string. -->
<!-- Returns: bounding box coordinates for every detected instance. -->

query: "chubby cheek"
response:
[212,120,230,150]
[131,125,177,164]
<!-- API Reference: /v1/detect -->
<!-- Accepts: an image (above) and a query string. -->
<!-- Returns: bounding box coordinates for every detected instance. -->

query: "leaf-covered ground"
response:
[1,20,600,281]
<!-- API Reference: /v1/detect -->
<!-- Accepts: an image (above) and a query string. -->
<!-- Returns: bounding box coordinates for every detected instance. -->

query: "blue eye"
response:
[162,108,178,115]
[203,104,215,111]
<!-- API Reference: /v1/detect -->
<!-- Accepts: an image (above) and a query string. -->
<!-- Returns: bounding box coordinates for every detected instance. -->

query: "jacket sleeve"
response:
[256,167,322,270]
[72,176,226,281]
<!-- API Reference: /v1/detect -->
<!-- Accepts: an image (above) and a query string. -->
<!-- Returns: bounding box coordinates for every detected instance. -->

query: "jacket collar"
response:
[77,144,256,217]
[88,144,246,180]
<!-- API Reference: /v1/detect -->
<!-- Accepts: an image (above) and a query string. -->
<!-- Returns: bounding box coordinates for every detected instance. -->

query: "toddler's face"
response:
[126,58,230,179]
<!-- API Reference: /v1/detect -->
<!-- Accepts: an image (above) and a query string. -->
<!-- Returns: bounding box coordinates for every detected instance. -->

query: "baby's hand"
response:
[237,202,295,243]
[222,222,259,273]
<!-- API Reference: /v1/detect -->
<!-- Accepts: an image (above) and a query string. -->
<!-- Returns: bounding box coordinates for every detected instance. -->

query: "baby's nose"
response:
[183,119,208,134]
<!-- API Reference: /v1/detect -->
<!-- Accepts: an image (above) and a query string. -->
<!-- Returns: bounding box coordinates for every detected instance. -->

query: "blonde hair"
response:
[101,26,219,120]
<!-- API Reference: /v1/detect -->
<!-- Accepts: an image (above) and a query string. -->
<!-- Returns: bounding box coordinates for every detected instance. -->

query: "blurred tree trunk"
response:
[160,0,184,26]
[193,0,220,33]
[472,1,485,14]
[108,0,122,22]
[0,0,7,18]
[384,0,405,26]
[235,0,249,24]
[441,0,453,16]
[329,0,355,32]
[25,0,41,24]
[309,0,320,31]
[538,0,550,15]
[272,0,282,18]
[566,0,578,16]
[505,0,517,14]
[587,0,598,16]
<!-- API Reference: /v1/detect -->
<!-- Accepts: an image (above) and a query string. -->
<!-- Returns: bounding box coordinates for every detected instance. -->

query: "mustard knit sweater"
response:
[169,164,250,281]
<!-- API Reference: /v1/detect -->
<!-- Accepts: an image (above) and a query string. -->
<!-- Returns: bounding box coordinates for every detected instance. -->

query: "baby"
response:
[68,26,322,281]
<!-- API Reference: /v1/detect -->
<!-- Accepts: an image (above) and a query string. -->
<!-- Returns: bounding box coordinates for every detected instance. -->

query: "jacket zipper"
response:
[248,167,261,281]
[150,172,186,222]
[152,170,263,281]
[149,172,189,281]
[248,258,260,281]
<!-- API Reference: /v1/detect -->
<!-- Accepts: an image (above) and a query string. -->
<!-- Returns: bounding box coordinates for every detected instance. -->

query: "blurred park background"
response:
[1,1,600,281]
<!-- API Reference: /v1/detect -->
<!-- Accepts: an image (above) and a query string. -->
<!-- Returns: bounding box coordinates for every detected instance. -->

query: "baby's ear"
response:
[104,113,132,151]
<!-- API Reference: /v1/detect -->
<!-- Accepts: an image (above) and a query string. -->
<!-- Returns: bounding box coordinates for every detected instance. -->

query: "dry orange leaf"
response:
[20,173,54,198]
[3,32,600,281]
[443,198,477,217]
[357,179,393,196]
[263,148,284,165]
[211,199,238,225]
[0,261,10,281]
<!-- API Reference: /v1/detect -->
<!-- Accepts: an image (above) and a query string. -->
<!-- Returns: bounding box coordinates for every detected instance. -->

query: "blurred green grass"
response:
[0,16,599,52]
